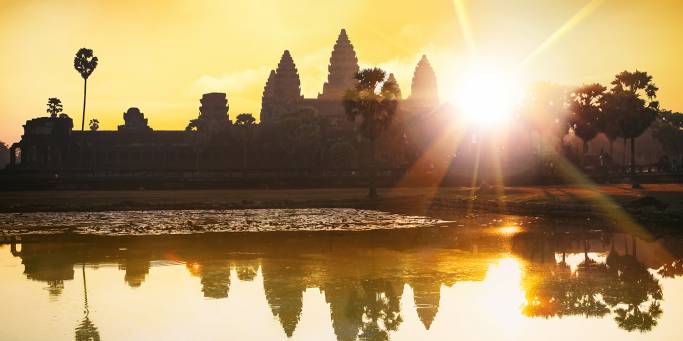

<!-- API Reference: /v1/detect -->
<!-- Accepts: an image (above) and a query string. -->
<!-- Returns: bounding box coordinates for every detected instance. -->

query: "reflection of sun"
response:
[452,64,523,129]
[482,257,525,329]
[497,225,521,235]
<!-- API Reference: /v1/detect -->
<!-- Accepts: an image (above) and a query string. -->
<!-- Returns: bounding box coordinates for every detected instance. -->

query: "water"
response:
[1,209,682,340]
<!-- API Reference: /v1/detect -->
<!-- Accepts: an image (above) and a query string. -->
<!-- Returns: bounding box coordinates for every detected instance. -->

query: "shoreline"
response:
[0,185,681,231]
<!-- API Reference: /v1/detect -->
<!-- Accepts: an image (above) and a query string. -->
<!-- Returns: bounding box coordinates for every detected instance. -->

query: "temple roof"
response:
[319,29,359,99]
[409,55,439,107]
[273,50,303,102]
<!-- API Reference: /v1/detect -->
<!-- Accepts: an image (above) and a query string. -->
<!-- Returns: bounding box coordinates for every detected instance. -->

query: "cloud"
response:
[193,66,272,94]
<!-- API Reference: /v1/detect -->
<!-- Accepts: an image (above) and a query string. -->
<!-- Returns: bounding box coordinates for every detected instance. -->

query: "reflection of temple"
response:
[7,228,498,339]
[8,229,680,338]
[4,29,440,183]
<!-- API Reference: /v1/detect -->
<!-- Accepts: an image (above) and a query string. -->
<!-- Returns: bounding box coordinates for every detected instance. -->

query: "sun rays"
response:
[398,0,659,243]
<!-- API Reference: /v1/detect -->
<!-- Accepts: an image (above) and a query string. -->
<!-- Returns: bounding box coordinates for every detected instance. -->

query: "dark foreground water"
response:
[1,209,682,340]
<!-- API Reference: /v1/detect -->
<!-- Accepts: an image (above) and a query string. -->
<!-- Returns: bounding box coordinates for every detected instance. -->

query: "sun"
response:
[452,64,523,129]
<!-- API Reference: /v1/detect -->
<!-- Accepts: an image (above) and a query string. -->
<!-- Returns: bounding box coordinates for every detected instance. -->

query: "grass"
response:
[0,184,682,216]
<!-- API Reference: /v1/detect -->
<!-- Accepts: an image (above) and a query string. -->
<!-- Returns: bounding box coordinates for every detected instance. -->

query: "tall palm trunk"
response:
[368,139,377,198]
[623,138,627,167]
[81,78,88,131]
[630,137,636,175]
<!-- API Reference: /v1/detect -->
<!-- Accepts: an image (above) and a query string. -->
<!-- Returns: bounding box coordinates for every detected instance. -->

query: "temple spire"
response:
[408,55,439,108]
[386,73,402,99]
[260,70,276,123]
[273,50,303,103]
[319,29,359,99]
[260,51,303,123]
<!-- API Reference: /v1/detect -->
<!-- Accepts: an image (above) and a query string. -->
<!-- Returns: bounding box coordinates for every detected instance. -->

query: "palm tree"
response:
[343,68,400,198]
[75,264,100,341]
[569,83,606,160]
[46,98,63,118]
[89,119,100,131]
[601,110,622,161]
[74,48,99,131]
[604,70,659,177]
[235,113,256,170]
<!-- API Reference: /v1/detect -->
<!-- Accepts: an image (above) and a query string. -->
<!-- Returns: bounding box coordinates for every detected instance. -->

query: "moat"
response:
[1,209,682,340]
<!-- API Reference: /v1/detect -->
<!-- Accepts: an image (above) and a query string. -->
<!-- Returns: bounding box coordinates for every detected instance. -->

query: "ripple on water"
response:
[0,208,449,236]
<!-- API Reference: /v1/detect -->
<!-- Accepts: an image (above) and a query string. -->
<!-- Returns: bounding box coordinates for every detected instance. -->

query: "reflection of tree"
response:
[659,259,683,278]
[521,235,663,333]
[357,280,403,341]
[198,261,231,299]
[603,252,662,332]
[75,264,100,341]
[324,278,403,341]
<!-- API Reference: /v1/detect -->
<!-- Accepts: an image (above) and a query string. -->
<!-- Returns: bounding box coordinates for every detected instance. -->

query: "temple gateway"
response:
[4,29,442,187]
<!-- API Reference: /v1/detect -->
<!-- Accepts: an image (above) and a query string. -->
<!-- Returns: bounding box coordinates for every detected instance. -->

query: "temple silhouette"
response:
[4,29,441,187]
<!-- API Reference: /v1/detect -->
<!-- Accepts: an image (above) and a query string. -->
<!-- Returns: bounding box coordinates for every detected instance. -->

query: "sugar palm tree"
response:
[74,48,99,131]
[604,70,659,177]
[343,67,400,198]
[568,83,606,160]
[89,119,100,131]
[46,97,63,118]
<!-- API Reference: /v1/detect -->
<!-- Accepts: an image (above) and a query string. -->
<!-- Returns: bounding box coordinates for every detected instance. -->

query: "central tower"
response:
[318,29,359,100]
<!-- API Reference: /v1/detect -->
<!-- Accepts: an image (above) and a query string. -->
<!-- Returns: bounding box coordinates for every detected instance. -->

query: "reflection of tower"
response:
[75,264,100,341]
[234,259,259,282]
[409,279,441,330]
[19,242,74,298]
[119,258,150,288]
[261,260,306,337]
[319,29,359,100]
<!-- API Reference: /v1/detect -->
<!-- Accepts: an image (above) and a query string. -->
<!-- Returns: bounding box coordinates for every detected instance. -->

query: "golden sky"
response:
[1,0,682,144]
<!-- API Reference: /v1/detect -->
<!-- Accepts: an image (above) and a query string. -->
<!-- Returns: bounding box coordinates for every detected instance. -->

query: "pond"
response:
[0,209,682,340]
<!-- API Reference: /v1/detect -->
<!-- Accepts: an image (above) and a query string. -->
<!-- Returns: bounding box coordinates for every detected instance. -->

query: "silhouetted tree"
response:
[652,110,683,158]
[603,70,659,176]
[235,113,256,170]
[47,98,63,118]
[0,141,9,169]
[89,119,99,132]
[601,108,623,161]
[569,83,606,158]
[74,48,99,131]
[343,68,400,197]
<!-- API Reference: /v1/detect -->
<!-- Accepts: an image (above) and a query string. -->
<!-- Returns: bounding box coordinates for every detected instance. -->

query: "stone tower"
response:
[260,70,277,123]
[273,50,303,104]
[386,73,402,99]
[408,55,439,109]
[319,29,359,99]
[260,50,303,123]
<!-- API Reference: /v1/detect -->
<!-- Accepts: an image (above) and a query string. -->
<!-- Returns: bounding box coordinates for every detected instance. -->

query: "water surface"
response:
[1,210,682,340]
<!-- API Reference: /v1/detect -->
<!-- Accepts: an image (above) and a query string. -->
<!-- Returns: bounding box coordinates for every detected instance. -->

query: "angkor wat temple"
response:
[4,29,448,187]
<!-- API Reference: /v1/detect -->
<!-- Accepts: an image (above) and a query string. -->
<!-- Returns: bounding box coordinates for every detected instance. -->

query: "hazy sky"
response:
[1,0,682,144]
